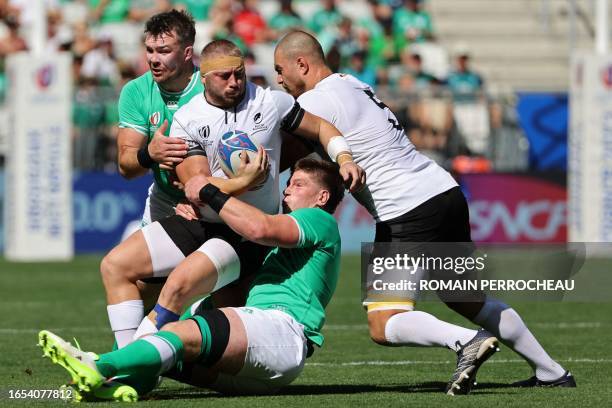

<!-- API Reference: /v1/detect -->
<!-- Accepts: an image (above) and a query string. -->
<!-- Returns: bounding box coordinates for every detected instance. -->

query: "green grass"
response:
[0,255,610,406]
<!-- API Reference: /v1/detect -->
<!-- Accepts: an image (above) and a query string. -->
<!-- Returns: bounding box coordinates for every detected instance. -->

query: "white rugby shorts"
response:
[212,307,308,394]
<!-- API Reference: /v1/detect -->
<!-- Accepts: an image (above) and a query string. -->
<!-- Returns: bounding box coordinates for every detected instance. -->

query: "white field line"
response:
[1,321,606,335]
[324,322,605,330]
[0,327,109,334]
[306,358,612,367]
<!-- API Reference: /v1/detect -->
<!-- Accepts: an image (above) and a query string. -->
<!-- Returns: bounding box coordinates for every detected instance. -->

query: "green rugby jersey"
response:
[246,208,341,347]
[118,68,203,198]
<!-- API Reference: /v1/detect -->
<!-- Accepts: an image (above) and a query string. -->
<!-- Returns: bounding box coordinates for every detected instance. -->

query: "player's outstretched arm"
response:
[291,112,366,192]
[218,198,299,247]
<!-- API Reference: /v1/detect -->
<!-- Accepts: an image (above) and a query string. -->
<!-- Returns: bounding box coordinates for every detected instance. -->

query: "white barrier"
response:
[4,52,73,261]
[568,52,612,242]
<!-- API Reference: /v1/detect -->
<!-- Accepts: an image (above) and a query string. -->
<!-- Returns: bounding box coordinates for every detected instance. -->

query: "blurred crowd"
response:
[0,0,504,172]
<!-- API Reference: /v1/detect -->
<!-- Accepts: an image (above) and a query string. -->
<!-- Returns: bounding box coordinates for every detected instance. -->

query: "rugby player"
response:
[112,9,202,347]
[39,158,345,401]
[273,31,575,394]
[117,9,198,225]
[102,39,365,350]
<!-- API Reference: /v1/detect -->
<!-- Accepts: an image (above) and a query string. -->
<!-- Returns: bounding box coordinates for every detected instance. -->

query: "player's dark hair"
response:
[201,39,243,59]
[144,9,195,47]
[292,158,345,214]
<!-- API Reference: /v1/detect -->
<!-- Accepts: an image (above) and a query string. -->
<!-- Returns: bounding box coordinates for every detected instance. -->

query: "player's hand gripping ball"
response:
[217,130,268,190]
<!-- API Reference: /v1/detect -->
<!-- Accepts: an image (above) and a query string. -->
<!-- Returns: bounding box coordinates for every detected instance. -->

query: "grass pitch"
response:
[0,255,610,406]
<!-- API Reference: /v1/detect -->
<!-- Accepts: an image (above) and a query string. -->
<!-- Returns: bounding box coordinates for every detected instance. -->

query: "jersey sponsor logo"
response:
[149,112,160,126]
[252,112,269,134]
[35,65,54,90]
[198,125,210,139]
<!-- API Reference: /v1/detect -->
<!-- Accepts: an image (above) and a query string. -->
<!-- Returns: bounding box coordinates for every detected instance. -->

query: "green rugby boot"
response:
[38,330,103,393]
[60,380,138,403]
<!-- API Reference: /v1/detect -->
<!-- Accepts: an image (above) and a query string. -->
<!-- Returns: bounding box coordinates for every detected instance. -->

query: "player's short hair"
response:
[277,30,326,63]
[144,9,196,47]
[292,158,344,214]
[201,39,243,59]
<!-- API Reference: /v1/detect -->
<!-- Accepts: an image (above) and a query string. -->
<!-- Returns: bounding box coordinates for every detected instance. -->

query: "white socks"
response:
[107,300,144,349]
[473,298,565,381]
[385,311,477,352]
[134,316,159,341]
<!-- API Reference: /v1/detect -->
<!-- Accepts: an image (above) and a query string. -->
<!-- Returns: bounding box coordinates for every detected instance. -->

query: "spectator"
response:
[378,0,403,12]
[46,7,71,52]
[209,0,234,31]
[355,0,388,69]
[0,14,27,104]
[89,0,130,24]
[246,64,268,87]
[0,14,28,56]
[8,0,60,27]
[390,51,436,92]
[345,50,376,87]
[172,0,214,21]
[392,0,433,55]
[308,0,342,34]
[332,16,359,68]
[71,21,96,56]
[210,18,248,54]
[269,0,303,36]
[447,51,484,102]
[233,0,273,46]
[80,31,120,86]
[127,0,171,23]
[409,35,450,81]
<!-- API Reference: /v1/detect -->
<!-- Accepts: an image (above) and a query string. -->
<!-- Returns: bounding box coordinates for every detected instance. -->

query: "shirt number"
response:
[363,90,403,131]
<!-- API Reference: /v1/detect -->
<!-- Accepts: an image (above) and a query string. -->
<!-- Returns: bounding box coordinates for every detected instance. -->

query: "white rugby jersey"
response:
[171,82,301,222]
[297,73,457,222]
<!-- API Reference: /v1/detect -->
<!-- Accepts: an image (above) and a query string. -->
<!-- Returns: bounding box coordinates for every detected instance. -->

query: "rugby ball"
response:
[217,130,261,178]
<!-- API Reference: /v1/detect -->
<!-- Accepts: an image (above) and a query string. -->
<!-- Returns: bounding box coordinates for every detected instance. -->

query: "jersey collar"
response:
[157,66,199,98]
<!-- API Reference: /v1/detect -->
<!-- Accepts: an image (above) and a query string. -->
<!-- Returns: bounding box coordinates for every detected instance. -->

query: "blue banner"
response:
[516,92,568,171]
[0,171,375,254]
[72,172,152,252]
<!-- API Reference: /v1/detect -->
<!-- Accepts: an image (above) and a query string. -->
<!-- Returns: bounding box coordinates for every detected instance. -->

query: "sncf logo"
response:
[149,112,160,126]
[35,65,54,89]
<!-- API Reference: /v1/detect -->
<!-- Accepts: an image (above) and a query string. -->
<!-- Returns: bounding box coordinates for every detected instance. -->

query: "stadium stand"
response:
[0,0,601,171]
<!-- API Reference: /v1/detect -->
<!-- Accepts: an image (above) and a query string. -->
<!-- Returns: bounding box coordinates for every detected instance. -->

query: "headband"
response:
[200,56,244,76]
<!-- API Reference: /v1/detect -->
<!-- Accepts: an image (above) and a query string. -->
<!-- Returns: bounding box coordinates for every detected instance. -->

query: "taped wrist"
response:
[199,184,230,213]
[137,145,154,168]
[326,136,352,162]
